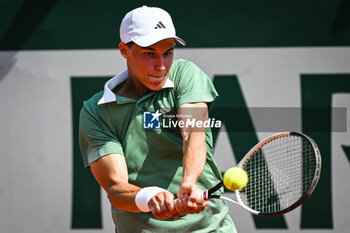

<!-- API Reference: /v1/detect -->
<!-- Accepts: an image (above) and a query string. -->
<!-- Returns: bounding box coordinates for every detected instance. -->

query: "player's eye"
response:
[164,51,174,56]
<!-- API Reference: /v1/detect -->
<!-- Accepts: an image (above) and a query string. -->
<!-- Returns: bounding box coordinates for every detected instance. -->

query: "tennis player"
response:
[79,6,236,232]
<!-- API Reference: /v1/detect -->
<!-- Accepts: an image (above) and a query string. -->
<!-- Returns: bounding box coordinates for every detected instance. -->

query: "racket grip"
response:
[201,190,209,200]
[173,190,208,204]
[198,191,205,201]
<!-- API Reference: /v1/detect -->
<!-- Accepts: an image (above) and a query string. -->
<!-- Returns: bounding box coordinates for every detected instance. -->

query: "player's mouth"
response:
[146,74,169,90]
[148,74,166,79]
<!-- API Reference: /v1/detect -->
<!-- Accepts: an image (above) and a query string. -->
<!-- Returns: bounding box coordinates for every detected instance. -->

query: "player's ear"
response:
[119,42,129,58]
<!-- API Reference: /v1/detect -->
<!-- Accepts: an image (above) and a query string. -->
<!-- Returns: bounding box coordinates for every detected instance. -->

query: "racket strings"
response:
[243,175,311,203]
[245,147,315,178]
[245,157,309,189]
[239,136,317,214]
[247,140,313,212]
[252,139,313,160]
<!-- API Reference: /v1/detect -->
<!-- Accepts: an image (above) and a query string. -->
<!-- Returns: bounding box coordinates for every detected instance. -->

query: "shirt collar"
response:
[98,70,174,105]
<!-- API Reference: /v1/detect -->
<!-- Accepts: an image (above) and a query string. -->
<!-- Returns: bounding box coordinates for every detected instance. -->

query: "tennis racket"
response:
[198,132,321,216]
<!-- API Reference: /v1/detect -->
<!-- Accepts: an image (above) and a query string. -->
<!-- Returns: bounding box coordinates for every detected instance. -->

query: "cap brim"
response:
[175,37,186,46]
[133,35,186,47]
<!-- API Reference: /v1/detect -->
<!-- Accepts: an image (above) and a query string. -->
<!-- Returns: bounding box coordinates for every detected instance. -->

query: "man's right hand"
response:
[174,183,209,215]
[173,194,208,215]
[148,191,179,220]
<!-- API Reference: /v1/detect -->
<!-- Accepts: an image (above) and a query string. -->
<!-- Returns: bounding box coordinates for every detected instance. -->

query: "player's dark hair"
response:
[126,41,134,48]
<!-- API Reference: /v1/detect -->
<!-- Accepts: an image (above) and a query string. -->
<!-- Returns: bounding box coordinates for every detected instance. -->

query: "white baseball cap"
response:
[120,6,186,47]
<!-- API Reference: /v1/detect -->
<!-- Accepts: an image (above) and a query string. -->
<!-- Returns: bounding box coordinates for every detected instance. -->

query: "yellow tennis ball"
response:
[223,167,248,191]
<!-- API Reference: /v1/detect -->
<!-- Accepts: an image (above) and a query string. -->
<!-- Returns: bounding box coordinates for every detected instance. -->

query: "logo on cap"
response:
[154,21,166,29]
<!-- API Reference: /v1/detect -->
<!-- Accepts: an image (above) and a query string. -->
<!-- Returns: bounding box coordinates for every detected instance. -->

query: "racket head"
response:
[235,132,322,216]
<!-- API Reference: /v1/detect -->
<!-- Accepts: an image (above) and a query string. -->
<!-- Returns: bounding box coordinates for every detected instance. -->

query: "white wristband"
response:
[135,186,167,212]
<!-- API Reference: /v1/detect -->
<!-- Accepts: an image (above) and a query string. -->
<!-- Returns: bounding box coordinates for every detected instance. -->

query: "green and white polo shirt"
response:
[79,59,236,232]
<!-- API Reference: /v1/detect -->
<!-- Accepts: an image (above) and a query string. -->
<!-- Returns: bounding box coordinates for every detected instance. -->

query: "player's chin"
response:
[146,76,167,90]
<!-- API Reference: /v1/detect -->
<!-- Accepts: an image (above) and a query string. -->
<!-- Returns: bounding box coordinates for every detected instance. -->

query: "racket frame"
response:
[236,132,322,216]
[205,132,322,216]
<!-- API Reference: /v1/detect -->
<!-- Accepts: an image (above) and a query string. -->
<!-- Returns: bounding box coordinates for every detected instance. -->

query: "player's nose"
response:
[154,56,166,71]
